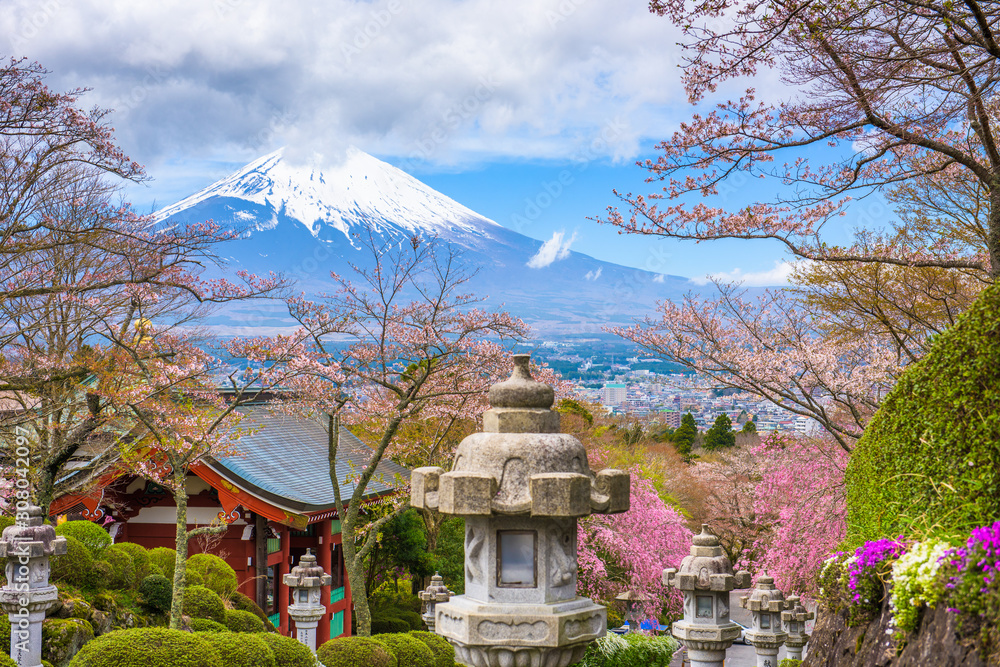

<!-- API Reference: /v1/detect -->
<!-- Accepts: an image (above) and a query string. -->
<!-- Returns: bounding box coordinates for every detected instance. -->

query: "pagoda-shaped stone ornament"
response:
[282,549,332,653]
[780,595,813,661]
[0,506,67,667]
[663,525,751,667]
[411,354,630,667]
[419,573,452,633]
[739,572,788,667]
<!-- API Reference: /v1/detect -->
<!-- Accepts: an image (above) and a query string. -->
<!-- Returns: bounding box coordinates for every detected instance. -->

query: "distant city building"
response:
[603,383,627,406]
[660,410,681,428]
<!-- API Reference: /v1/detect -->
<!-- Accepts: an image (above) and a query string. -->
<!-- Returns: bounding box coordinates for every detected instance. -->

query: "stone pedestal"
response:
[283,549,332,653]
[0,506,67,667]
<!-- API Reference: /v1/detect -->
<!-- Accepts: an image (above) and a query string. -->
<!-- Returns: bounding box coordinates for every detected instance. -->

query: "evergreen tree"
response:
[741,420,757,434]
[704,414,735,450]
[673,412,697,455]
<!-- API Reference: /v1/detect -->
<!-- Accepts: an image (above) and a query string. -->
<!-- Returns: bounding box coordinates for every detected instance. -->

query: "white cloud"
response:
[527,230,576,268]
[584,266,603,281]
[690,260,808,287]
[652,273,664,283]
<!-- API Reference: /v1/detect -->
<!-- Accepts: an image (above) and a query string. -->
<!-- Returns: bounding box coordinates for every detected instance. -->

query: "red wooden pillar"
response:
[279,523,291,635]
[318,519,333,645]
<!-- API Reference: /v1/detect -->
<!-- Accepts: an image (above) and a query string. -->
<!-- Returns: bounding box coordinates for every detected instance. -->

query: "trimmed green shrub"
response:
[67,627,222,667]
[224,608,266,633]
[371,616,411,634]
[0,656,15,667]
[374,633,435,667]
[198,632,275,667]
[846,283,1000,546]
[409,631,455,667]
[259,633,317,667]
[51,535,94,587]
[186,553,237,597]
[190,618,227,633]
[182,585,226,624]
[318,636,397,667]
[397,610,424,631]
[147,547,176,583]
[112,541,150,570]
[138,574,173,614]
[55,521,111,557]
[99,544,137,589]
[229,591,276,632]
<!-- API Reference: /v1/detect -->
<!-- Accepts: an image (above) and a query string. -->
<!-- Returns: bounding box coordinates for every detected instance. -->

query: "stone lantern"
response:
[615,590,652,633]
[780,595,813,661]
[739,572,788,667]
[282,548,332,653]
[0,506,67,667]
[419,573,452,633]
[662,525,751,667]
[411,354,630,667]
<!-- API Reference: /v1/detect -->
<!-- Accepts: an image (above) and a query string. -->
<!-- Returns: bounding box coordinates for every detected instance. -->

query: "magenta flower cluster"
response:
[941,520,1000,602]
[847,537,906,603]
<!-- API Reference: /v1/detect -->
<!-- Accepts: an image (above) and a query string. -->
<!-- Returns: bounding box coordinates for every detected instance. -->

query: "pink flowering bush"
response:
[938,521,1000,653]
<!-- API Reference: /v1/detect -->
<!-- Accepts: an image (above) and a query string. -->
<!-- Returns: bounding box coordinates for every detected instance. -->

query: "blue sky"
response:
[3,0,878,283]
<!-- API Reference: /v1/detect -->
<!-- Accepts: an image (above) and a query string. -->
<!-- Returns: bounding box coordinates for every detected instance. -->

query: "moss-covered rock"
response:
[98,545,136,590]
[259,633,316,667]
[186,553,237,597]
[318,636,398,667]
[224,608,265,633]
[374,633,435,667]
[846,283,1000,545]
[42,618,94,667]
[137,574,172,614]
[67,627,221,666]
[181,585,226,624]
[197,631,276,667]
[147,548,176,583]
[55,521,111,557]
[51,536,94,588]
[229,591,276,632]
[408,631,455,667]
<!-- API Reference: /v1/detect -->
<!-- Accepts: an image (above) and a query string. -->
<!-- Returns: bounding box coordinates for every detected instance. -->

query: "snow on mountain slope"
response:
[155,147,502,245]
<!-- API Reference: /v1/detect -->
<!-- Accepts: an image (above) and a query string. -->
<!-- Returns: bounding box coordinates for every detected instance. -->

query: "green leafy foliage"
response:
[703,413,735,450]
[229,591,276,632]
[397,610,424,631]
[555,398,594,426]
[99,544,137,590]
[741,420,757,434]
[147,548,176,583]
[374,633,435,667]
[51,535,94,587]
[224,609,266,633]
[55,521,111,557]
[779,660,802,667]
[846,283,1000,545]
[433,517,465,594]
[672,413,697,456]
[138,574,173,614]
[198,631,275,667]
[182,585,226,624]
[318,636,397,667]
[371,617,411,634]
[67,628,222,667]
[186,553,237,597]
[259,633,317,667]
[0,655,15,667]
[189,619,227,633]
[408,631,455,667]
[578,632,679,667]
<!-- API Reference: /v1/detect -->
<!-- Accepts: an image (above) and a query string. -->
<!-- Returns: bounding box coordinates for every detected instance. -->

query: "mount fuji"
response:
[155,147,693,335]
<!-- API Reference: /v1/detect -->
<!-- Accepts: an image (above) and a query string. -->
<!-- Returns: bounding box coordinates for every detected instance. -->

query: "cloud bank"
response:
[527,230,577,268]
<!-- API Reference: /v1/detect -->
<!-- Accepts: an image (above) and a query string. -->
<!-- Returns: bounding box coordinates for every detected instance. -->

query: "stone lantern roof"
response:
[0,506,66,559]
[282,549,331,589]
[740,572,785,613]
[663,525,751,592]
[419,572,452,605]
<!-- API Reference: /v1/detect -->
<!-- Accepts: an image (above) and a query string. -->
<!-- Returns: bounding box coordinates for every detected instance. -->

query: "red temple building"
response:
[49,405,408,643]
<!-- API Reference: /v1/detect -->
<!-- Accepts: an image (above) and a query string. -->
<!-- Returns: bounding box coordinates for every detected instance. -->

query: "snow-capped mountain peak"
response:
[155,147,500,244]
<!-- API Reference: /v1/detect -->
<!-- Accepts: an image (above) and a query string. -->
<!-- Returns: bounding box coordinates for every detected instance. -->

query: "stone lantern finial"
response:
[0,505,67,667]
[411,354,631,667]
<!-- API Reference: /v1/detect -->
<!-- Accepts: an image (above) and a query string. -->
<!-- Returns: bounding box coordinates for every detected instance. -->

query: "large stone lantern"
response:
[780,595,813,661]
[662,525,750,667]
[411,354,630,667]
[419,573,452,633]
[282,549,332,653]
[739,573,788,667]
[0,506,67,667]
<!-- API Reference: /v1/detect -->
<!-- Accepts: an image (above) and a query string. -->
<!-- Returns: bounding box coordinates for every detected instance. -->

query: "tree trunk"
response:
[340,511,372,636]
[168,466,189,629]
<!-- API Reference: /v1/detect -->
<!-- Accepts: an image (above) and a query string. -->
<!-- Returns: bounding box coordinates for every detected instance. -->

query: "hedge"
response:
[229,591,276,632]
[55,521,111,557]
[197,632,276,667]
[846,283,1000,546]
[138,574,173,614]
[318,637,397,667]
[100,544,137,590]
[147,548,177,583]
[189,619,227,633]
[259,633,317,667]
[51,535,94,587]
[224,609,266,633]
[371,617,411,634]
[182,585,226,624]
[374,633,435,667]
[186,553,237,597]
[67,628,222,667]
[409,631,455,667]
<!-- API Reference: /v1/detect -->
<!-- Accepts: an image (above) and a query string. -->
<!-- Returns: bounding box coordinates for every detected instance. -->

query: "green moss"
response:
[55,521,111,557]
[147,548,176,583]
[846,283,1000,546]
[224,609,265,633]
[408,631,455,667]
[259,633,317,667]
[189,618,227,633]
[373,633,435,667]
[138,574,172,614]
[186,554,237,597]
[51,535,95,588]
[318,637,397,667]
[182,585,226,624]
[198,632,275,667]
[99,545,137,590]
[43,617,95,666]
[67,627,221,667]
